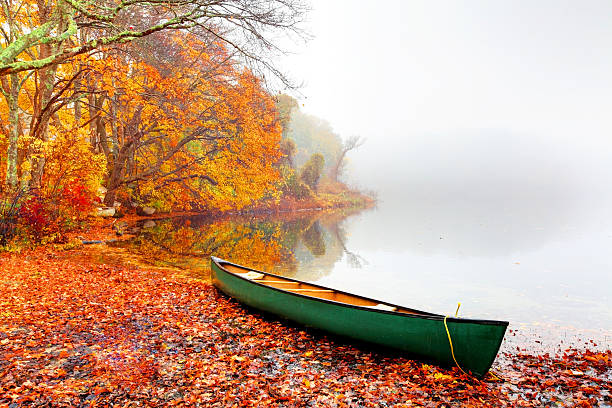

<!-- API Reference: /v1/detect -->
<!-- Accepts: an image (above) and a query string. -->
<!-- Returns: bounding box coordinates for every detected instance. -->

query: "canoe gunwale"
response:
[211,257,509,328]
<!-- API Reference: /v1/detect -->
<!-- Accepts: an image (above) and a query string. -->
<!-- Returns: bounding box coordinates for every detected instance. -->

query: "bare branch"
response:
[0,0,309,89]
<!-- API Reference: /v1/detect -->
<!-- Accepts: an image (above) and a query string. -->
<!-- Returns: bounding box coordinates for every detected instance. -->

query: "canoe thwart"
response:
[254,280,300,284]
[366,303,398,312]
[235,271,265,280]
[285,288,335,293]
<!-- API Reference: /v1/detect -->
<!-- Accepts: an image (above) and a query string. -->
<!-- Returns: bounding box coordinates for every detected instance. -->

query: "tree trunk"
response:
[5,74,20,189]
[87,90,97,149]
[331,149,348,183]
[95,96,111,159]
[73,72,81,123]
[29,65,56,188]
[103,141,133,206]
[109,91,119,159]
[29,1,67,189]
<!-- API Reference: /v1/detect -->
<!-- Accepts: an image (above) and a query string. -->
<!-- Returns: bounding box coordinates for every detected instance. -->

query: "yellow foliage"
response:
[86,38,282,212]
[129,219,285,273]
[40,128,106,198]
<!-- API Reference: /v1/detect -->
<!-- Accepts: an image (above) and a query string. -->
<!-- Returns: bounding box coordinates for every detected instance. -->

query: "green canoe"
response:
[211,257,508,377]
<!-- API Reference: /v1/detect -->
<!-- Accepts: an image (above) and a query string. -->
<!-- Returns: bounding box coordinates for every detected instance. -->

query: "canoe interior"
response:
[222,263,435,316]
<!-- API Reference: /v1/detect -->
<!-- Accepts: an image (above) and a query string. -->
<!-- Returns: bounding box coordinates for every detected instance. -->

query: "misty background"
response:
[278,0,612,250]
[275,0,612,335]
[280,0,612,199]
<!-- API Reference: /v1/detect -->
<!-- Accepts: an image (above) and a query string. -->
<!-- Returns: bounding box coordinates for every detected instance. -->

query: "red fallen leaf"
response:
[93,386,108,395]
[584,356,598,364]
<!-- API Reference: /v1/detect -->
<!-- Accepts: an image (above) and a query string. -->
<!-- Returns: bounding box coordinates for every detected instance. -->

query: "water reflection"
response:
[119,207,368,282]
[330,222,368,269]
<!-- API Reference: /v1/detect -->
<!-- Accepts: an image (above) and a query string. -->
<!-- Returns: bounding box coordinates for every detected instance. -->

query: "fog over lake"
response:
[332,130,612,337]
[274,0,612,349]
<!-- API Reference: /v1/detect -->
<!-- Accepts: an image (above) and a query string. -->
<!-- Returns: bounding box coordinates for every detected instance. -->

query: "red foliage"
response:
[18,196,49,237]
[14,181,94,241]
[60,181,93,216]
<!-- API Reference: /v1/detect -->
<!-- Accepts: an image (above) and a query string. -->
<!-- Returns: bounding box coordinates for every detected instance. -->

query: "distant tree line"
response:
[274,94,365,197]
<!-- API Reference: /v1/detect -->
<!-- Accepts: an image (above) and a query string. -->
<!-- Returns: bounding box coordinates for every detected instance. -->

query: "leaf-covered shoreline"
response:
[0,248,610,407]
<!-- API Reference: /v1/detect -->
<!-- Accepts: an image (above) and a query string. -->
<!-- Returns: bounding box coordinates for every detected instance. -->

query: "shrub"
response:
[300,153,325,191]
[1,179,96,246]
[281,171,313,200]
[19,195,49,239]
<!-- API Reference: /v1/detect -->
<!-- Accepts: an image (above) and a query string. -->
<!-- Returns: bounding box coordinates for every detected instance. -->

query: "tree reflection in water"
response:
[118,207,369,281]
[329,221,368,269]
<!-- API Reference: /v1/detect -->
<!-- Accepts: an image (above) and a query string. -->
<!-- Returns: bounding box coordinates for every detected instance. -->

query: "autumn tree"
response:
[0,0,308,77]
[78,33,282,210]
[300,153,324,191]
[285,109,342,170]
[330,135,365,182]
[275,93,299,138]
[279,139,297,168]
[0,0,37,190]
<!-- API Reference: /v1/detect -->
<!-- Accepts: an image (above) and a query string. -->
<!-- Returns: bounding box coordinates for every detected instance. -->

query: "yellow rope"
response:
[443,314,505,382]
[443,315,471,377]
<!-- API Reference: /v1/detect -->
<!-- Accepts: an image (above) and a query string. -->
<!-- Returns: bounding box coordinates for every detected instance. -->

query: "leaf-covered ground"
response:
[0,249,610,407]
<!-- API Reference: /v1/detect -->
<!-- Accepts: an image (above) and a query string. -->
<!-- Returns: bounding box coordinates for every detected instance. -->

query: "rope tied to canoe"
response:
[443,315,470,377]
[444,304,505,382]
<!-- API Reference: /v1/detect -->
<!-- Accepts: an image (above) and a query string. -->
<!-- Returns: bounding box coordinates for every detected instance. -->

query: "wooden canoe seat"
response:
[235,271,265,280]
[366,303,398,312]
[254,280,300,284]
[285,288,334,293]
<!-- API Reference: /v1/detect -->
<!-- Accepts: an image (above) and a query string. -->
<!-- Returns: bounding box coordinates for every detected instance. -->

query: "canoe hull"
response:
[211,258,507,377]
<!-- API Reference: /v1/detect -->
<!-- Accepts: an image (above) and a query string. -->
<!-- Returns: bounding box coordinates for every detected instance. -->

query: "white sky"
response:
[280,0,612,143]
[277,0,612,198]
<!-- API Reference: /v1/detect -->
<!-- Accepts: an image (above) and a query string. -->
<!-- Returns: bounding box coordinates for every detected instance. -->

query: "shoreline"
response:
[123,189,376,221]
[72,190,376,245]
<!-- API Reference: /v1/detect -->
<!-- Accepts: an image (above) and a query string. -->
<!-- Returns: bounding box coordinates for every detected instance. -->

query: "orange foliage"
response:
[79,35,282,212]
[1,29,286,243]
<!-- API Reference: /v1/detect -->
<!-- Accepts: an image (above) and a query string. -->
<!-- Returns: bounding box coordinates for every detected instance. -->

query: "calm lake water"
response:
[122,192,612,354]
